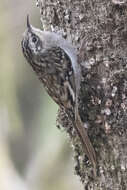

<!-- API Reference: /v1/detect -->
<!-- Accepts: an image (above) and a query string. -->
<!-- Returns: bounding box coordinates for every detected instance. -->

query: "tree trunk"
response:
[36,0,127,189]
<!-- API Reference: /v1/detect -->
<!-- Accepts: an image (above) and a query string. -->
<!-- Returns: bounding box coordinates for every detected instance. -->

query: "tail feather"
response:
[75,113,97,176]
[66,109,97,177]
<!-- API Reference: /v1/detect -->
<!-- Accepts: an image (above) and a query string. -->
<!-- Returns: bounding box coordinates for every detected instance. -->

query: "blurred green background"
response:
[0,0,82,189]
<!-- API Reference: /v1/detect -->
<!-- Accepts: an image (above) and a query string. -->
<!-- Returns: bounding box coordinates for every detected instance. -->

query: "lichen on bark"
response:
[36,0,127,189]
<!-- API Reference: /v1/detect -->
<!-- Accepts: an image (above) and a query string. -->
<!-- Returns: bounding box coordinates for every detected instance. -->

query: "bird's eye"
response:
[32,36,37,43]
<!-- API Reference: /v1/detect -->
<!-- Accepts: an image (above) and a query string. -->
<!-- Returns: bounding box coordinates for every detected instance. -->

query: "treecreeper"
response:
[21,15,97,176]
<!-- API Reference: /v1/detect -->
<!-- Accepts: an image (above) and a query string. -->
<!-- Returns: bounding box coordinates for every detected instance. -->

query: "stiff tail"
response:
[66,108,97,176]
[75,113,97,177]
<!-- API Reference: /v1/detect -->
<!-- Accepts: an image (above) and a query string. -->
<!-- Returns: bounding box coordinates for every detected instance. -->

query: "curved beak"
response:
[27,15,32,31]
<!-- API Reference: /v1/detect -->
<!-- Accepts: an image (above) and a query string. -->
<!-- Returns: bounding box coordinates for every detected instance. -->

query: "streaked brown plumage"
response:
[21,16,97,176]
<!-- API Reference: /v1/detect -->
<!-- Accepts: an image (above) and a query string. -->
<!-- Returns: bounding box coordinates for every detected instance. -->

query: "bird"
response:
[21,15,97,176]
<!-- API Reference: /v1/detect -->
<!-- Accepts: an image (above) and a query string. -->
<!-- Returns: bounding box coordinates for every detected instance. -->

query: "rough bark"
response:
[36,0,127,189]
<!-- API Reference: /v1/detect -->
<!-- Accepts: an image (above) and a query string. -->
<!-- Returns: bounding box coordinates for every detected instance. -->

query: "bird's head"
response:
[21,15,44,63]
